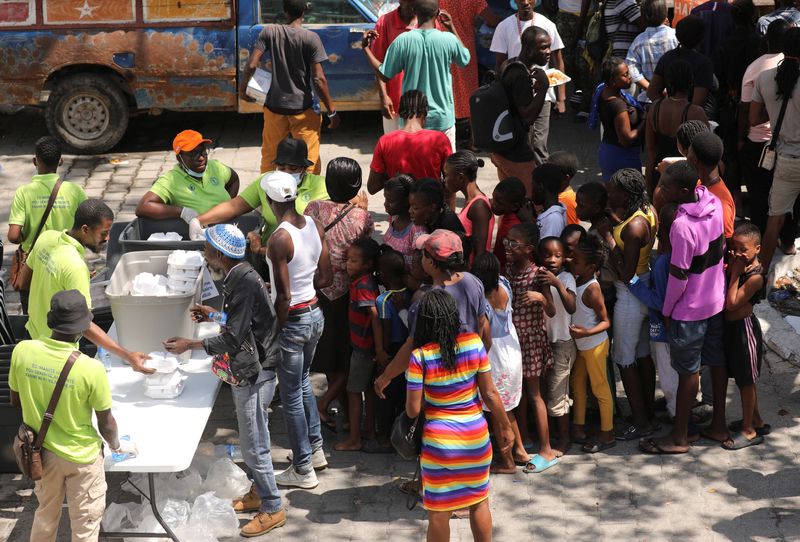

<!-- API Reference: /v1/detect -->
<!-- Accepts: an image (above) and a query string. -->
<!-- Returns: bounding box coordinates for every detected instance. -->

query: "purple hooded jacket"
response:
[663,185,725,321]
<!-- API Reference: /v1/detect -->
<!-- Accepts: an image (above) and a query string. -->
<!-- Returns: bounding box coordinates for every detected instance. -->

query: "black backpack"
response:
[469,60,529,153]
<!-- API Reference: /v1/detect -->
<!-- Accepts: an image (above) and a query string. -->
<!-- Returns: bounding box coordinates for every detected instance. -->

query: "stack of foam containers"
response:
[167,251,204,295]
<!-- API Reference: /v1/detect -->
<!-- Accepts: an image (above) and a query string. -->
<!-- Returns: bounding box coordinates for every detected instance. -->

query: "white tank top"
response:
[268,216,321,306]
[573,278,608,351]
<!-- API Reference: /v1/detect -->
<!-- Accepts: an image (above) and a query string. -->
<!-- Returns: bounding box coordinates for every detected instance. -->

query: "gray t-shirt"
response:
[256,25,328,115]
[752,66,800,157]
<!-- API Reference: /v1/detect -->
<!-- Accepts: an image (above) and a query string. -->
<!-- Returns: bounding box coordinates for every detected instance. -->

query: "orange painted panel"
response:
[43,0,135,24]
[143,0,231,22]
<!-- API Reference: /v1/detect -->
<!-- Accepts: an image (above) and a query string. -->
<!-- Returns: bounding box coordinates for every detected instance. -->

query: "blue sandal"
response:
[523,454,558,473]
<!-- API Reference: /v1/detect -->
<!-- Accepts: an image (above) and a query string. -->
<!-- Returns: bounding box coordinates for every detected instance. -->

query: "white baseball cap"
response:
[260,170,298,202]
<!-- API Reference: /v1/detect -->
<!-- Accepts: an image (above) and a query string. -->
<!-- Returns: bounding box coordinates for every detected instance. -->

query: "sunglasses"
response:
[183,146,208,159]
[503,238,531,250]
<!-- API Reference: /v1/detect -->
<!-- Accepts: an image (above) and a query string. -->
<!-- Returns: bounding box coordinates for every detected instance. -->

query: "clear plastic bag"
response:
[203,457,251,500]
[173,525,219,542]
[188,492,240,538]
[102,502,136,531]
[160,499,191,529]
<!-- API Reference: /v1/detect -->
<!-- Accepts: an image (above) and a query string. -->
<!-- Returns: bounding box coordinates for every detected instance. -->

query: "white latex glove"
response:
[180,207,199,224]
[189,217,205,241]
[112,439,139,458]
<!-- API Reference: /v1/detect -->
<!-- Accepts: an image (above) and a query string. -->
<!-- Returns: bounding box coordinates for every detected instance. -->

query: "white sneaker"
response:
[275,465,319,489]
[285,448,328,471]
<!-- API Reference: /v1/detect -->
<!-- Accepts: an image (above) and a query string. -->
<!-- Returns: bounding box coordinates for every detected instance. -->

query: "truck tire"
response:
[45,73,129,154]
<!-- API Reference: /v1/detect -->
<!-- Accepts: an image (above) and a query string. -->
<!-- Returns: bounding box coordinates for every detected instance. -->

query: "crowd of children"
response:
[322,117,769,475]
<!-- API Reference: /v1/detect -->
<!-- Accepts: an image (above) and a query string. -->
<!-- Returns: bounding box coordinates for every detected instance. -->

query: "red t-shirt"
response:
[370,129,452,179]
[493,213,522,268]
[349,274,379,351]
[372,9,417,112]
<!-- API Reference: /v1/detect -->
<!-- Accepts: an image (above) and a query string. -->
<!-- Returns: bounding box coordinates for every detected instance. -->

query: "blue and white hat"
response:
[205,224,246,259]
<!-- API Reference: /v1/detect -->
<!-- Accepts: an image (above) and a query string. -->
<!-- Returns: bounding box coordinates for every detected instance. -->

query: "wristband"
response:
[327,110,338,118]
[628,275,640,286]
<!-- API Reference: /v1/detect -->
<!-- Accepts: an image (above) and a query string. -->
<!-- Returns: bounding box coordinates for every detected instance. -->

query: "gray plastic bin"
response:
[105,250,201,356]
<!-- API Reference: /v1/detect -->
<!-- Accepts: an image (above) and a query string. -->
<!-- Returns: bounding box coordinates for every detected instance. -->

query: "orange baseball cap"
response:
[173,130,211,154]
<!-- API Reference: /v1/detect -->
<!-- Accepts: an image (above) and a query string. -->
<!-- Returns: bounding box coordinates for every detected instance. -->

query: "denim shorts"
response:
[668,313,725,375]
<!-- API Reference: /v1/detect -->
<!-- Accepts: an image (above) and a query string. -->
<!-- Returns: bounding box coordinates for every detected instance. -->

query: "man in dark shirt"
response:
[647,15,715,117]
[489,26,550,198]
[164,224,284,538]
[240,0,341,175]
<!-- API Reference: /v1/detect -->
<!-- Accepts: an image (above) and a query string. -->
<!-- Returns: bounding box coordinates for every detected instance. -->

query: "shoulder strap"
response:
[324,203,355,233]
[30,177,64,250]
[33,350,81,450]
[653,99,663,132]
[768,98,790,150]
[681,102,692,123]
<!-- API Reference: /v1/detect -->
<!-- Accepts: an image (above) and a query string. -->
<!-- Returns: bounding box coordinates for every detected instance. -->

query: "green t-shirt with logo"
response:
[239,172,329,240]
[26,230,91,341]
[8,174,88,253]
[150,159,233,214]
[10,337,111,464]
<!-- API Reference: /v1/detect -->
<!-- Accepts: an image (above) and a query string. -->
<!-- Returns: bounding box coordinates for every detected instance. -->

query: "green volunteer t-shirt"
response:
[26,230,91,341]
[8,174,87,253]
[239,172,329,240]
[10,337,111,464]
[380,29,470,131]
[149,159,233,214]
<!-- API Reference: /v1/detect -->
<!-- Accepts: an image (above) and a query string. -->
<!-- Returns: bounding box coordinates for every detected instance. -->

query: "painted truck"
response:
[0,0,395,153]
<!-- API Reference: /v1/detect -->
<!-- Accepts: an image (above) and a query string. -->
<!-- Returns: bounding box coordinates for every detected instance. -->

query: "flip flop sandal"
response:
[582,440,616,454]
[398,479,422,496]
[523,454,559,473]
[615,424,654,441]
[639,437,689,455]
[728,420,772,436]
[721,433,764,451]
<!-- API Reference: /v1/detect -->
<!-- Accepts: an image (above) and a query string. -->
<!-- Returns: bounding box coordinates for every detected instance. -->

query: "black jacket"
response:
[202,262,280,380]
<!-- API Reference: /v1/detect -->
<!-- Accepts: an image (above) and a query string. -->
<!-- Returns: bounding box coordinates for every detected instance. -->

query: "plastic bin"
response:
[105,251,201,357]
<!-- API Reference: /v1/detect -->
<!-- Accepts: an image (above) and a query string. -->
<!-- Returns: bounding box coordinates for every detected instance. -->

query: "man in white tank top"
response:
[263,171,332,489]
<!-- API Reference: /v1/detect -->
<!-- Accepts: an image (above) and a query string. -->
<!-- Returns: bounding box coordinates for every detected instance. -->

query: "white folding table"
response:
[99,323,222,541]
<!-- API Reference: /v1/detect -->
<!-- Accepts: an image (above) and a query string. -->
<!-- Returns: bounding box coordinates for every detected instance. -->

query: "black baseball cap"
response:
[275,137,313,168]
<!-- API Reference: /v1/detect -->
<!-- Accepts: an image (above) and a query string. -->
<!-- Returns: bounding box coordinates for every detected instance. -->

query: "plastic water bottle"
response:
[208,311,228,326]
[112,435,133,462]
[226,444,243,461]
[98,347,112,373]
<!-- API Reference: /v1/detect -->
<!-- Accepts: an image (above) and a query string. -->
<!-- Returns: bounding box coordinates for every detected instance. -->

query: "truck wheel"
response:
[45,73,129,154]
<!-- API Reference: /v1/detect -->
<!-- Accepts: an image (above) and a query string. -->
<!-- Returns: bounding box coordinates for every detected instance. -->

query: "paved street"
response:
[0,109,798,541]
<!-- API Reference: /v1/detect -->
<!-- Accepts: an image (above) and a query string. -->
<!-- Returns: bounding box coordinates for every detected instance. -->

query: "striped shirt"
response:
[349,274,379,352]
[757,8,800,35]
[604,0,642,58]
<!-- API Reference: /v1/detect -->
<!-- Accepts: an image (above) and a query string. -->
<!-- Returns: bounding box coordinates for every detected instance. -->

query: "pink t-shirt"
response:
[370,129,452,179]
[458,194,495,251]
[741,53,783,143]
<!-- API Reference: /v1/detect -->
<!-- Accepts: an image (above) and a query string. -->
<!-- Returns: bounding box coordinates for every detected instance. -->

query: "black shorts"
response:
[723,314,763,386]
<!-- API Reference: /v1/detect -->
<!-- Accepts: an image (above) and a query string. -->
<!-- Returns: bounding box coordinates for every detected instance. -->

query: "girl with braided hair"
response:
[406,288,514,540]
[444,150,494,258]
[367,90,453,195]
[605,168,660,442]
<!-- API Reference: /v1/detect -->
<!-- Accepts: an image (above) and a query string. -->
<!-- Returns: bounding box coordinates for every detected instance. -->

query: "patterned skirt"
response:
[420,414,492,512]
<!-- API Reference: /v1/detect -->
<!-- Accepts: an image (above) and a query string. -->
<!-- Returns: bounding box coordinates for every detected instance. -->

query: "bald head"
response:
[520,26,551,66]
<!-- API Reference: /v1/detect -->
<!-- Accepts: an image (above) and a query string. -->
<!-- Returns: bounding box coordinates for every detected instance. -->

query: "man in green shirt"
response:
[11,290,136,541]
[135,129,240,222]
[26,199,153,374]
[190,137,329,248]
[8,136,87,313]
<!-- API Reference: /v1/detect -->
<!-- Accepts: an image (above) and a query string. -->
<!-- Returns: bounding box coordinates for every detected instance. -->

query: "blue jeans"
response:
[278,307,324,473]
[231,369,282,514]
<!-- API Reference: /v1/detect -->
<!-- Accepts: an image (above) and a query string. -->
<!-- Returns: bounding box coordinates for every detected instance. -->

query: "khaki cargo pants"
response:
[31,450,106,542]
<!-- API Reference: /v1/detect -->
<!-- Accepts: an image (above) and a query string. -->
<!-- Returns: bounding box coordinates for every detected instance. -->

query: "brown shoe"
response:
[232,485,261,513]
[240,510,286,538]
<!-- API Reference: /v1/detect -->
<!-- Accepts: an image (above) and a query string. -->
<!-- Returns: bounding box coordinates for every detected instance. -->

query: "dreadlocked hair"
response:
[398,90,429,120]
[414,289,461,373]
[610,168,650,219]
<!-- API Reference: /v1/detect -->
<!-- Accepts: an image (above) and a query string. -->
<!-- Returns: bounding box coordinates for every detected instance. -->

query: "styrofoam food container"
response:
[144,371,186,399]
[167,250,204,271]
[144,352,180,373]
[167,277,196,291]
[167,264,201,279]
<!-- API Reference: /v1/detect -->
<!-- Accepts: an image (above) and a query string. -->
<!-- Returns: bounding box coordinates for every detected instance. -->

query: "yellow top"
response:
[613,207,656,276]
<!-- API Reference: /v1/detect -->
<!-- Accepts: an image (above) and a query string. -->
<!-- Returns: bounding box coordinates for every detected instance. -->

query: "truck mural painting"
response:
[0,0,511,153]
